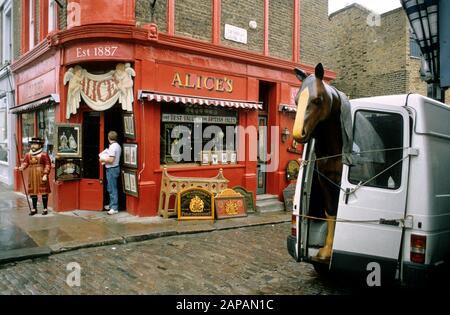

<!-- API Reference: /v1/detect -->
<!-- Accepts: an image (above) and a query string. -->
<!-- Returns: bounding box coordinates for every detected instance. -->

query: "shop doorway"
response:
[80,111,104,210]
[79,105,126,211]
[257,81,272,195]
[103,105,126,211]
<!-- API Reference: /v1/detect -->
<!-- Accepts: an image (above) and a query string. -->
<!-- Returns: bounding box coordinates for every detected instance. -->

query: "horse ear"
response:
[294,68,308,82]
[315,63,324,80]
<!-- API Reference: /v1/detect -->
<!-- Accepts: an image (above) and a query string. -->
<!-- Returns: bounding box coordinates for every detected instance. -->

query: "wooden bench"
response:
[158,167,229,218]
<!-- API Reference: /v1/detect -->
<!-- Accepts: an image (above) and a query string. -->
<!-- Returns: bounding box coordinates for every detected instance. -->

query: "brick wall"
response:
[221,0,264,53]
[175,0,212,42]
[300,0,330,67]
[329,5,428,99]
[269,0,293,60]
[135,0,167,33]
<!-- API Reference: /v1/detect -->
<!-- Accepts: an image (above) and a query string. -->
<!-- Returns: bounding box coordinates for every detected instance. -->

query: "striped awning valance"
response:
[279,104,297,112]
[10,94,60,114]
[138,91,262,110]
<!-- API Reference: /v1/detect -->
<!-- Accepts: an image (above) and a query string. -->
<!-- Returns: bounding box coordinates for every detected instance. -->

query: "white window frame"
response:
[48,0,57,33]
[29,0,35,49]
[2,0,12,64]
[0,96,8,165]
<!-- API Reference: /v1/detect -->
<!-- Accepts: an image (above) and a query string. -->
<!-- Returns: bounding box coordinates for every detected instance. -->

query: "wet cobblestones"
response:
[0,223,354,295]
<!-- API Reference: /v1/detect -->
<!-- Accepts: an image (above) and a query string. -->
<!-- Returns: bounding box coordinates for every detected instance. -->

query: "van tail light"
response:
[291,215,297,237]
[410,234,426,264]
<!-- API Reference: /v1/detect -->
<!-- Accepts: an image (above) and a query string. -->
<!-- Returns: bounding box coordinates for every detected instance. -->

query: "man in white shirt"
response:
[100,131,122,215]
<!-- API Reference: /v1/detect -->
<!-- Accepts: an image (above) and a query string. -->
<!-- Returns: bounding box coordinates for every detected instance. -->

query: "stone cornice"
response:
[11,24,336,81]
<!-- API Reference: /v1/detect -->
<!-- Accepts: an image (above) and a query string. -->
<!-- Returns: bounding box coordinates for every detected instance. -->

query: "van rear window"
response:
[348,110,403,190]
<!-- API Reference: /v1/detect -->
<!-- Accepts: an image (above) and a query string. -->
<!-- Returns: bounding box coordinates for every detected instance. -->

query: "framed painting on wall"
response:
[54,123,82,158]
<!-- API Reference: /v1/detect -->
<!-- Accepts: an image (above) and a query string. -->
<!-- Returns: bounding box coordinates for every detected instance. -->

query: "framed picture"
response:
[221,151,228,164]
[123,143,138,169]
[121,168,139,197]
[123,112,136,139]
[177,187,215,221]
[215,189,247,219]
[201,151,210,165]
[211,152,219,165]
[54,123,82,158]
[55,158,82,181]
[229,151,237,164]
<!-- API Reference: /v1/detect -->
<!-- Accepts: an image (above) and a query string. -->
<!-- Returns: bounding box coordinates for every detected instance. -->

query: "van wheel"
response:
[312,262,330,276]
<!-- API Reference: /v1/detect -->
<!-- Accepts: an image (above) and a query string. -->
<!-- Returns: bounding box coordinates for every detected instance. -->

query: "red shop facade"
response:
[11,5,335,217]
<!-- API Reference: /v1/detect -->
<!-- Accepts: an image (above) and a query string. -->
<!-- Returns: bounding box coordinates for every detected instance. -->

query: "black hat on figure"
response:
[29,137,45,145]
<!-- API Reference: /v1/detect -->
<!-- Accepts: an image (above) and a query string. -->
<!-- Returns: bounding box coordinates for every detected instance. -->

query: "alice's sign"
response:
[64,63,136,119]
[162,114,237,125]
[172,72,233,93]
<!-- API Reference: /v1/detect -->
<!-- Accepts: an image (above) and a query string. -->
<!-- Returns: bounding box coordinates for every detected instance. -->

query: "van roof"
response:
[350,93,449,111]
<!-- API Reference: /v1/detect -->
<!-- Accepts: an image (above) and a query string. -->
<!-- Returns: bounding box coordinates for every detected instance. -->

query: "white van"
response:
[287,94,450,287]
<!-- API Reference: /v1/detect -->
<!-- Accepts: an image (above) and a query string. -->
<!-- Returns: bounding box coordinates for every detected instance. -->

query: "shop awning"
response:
[138,91,263,110]
[10,94,60,114]
[279,104,297,112]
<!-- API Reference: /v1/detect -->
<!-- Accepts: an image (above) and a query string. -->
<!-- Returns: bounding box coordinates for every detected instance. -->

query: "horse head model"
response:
[292,63,353,261]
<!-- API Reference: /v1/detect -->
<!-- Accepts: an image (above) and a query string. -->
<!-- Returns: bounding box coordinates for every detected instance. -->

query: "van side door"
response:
[331,104,411,282]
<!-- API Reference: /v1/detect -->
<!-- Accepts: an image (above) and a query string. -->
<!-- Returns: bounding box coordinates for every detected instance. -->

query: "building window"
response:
[160,105,238,165]
[2,1,12,63]
[0,98,7,163]
[29,0,35,49]
[21,112,35,156]
[348,110,404,190]
[48,0,57,33]
[38,106,56,162]
[410,31,422,58]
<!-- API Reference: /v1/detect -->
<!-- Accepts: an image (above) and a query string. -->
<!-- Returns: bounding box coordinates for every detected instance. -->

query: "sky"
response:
[329,0,402,14]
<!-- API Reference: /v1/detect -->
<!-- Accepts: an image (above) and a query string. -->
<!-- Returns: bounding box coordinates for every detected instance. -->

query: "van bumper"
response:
[332,250,440,288]
[287,235,300,262]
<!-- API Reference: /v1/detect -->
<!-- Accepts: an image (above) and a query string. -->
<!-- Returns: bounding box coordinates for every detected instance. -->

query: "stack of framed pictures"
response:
[121,111,139,197]
[121,142,139,197]
[54,123,83,181]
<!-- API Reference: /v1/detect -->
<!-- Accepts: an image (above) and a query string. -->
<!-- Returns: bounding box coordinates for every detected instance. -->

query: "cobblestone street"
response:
[0,223,356,295]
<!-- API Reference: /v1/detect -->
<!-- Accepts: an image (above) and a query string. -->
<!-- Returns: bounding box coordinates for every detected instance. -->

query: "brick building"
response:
[0,0,17,186]
[327,4,448,102]
[10,0,334,216]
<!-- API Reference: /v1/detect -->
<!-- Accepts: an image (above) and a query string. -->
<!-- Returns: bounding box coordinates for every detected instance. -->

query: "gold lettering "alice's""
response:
[171,73,233,93]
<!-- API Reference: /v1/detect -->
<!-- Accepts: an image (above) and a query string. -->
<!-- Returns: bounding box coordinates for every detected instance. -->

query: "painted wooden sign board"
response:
[178,187,215,220]
[232,186,256,213]
[215,189,247,219]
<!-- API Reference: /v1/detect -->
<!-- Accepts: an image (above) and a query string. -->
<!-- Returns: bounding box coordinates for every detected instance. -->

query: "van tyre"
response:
[312,261,330,276]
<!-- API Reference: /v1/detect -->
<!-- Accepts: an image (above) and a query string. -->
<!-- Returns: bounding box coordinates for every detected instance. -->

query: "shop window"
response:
[48,0,57,33]
[160,105,238,165]
[29,0,35,50]
[38,106,56,162]
[2,1,12,64]
[348,110,403,190]
[21,112,35,156]
[0,98,7,163]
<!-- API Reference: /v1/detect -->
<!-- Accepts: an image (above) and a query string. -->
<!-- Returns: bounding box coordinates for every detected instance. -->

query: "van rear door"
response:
[331,103,411,282]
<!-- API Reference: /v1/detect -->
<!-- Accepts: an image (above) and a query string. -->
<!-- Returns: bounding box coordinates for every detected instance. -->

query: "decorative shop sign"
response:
[162,114,237,125]
[286,160,300,181]
[232,186,256,213]
[64,63,136,119]
[55,158,82,181]
[171,72,233,93]
[178,188,215,220]
[215,189,247,219]
[224,24,248,44]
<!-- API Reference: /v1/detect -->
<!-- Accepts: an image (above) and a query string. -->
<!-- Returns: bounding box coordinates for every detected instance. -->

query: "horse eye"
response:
[311,98,321,105]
